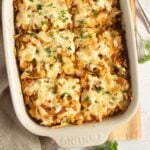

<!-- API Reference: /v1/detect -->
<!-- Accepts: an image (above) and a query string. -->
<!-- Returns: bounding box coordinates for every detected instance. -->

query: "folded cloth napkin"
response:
[0,0,150,150]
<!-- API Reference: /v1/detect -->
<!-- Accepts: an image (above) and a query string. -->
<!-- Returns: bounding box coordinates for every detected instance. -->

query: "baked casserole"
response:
[14,0,132,127]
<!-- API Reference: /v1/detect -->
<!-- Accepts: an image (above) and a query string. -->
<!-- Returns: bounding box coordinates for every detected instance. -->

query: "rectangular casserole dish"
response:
[2,0,139,148]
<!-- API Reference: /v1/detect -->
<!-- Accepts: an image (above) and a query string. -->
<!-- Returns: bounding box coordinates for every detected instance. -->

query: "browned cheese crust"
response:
[14,0,132,127]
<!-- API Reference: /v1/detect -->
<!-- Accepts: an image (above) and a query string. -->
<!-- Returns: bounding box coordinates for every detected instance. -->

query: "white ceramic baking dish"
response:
[2,0,139,148]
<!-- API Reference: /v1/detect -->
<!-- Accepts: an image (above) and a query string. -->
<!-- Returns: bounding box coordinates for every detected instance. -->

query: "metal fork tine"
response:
[137,0,150,33]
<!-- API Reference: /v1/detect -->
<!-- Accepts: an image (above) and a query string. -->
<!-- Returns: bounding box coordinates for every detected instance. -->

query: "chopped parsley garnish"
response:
[80,32,92,39]
[105,91,111,95]
[65,118,71,124]
[68,47,72,51]
[41,21,45,25]
[58,10,69,23]
[29,0,34,2]
[48,3,56,8]
[45,48,51,57]
[38,12,43,16]
[44,79,49,83]
[32,58,37,66]
[64,36,69,40]
[60,10,67,15]
[95,86,103,92]
[35,49,39,54]
[77,20,85,25]
[109,101,114,105]
[27,14,31,18]
[67,94,72,100]
[72,86,75,89]
[112,31,117,38]
[60,34,69,40]
[37,4,43,10]
[29,32,35,36]
[91,9,99,17]
[85,96,90,101]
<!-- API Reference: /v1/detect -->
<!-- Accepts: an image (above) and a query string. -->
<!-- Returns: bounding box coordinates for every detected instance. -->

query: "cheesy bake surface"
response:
[14,0,132,127]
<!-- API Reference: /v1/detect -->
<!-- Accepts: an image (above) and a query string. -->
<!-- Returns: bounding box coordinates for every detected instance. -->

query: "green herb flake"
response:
[72,86,75,89]
[65,118,71,124]
[27,14,31,18]
[44,79,49,83]
[112,31,117,38]
[45,48,51,56]
[60,10,67,15]
[77,20,84,25]
[91,9,99,17]
[85,96,90,101]
[68,47,72,51]
[29,32,35,36]
[41,21,45,25]
[48,3,56,8]
[80,32,92,39]
[58,10,69,22]
[95,86,103,92]
[105,91,111,95]
[64,36,69,40]
[37,4,43,10]
[29,0,34,2]
[145,42,150,52]
[38,12,43,16]
[32,58,37,66]
[35,49,39,54]
[67,94,72,100]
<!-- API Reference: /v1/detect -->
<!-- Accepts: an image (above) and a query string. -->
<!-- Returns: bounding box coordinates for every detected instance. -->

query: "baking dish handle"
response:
[53,129,111,148]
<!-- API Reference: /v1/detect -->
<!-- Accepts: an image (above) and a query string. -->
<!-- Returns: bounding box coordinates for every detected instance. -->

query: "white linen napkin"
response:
[0,0,150,150]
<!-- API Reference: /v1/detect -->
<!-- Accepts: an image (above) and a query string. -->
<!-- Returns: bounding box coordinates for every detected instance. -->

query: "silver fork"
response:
[137,0,150,33]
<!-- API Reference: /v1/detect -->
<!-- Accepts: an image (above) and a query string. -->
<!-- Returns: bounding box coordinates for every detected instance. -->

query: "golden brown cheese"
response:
[72,0,121,28]
[15,0,72,31]
[15,30,75,78]
[14,0,132,127]
[22,77,81,126]
[75,28,124,72]
[80,73,130,121]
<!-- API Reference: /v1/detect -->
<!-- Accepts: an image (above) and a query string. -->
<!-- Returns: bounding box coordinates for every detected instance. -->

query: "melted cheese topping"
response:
[16,29,74,78]
[24,79,56,104]
[73,0,120,28]
[15,0,72,30]
[23,77,81,126]
[15,0,131,127]
[57,77,80,102]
